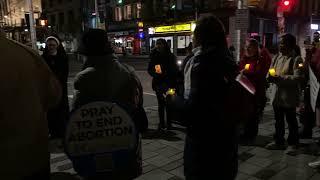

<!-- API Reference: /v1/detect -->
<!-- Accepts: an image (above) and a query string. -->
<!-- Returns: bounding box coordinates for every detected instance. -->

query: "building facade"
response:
[197,0,320,56]
[41,0,84,52]
[103,0,144,55]
[0,0,42,43]
[142,0,197,55]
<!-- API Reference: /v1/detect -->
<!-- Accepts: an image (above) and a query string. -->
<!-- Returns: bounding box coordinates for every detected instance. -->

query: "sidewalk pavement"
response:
[50,104,320,180]
[55,58,320,179]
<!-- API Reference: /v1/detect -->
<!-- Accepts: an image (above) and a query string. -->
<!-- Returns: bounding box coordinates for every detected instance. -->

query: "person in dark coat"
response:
[148,39,178,130]
[71,29,147,180]
[183,15,239,180]
[42,35,69,139]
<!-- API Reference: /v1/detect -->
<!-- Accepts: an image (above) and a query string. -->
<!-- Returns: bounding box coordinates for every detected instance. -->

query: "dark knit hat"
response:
[78,29,113,56]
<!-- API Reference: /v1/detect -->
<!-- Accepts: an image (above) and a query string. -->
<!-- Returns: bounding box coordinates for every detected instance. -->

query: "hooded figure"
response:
[71,29,147,179]
[42,35,70,139]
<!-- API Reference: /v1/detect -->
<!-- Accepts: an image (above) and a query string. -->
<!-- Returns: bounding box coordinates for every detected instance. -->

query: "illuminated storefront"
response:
[148,22,196,55]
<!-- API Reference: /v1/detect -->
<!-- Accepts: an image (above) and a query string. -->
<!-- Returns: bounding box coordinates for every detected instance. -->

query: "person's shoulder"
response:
[76,67,96,77]
[2,37,42,60]
[112,58,136,75]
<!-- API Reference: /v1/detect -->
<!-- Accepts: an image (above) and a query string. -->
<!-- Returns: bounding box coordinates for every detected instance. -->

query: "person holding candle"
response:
[148,39,179,130]
[238,38,272,144]
[265,34,304,154]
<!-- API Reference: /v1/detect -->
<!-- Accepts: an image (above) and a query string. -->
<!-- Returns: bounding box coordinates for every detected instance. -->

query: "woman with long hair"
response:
[183,15,239,179]
[238,38,272,144]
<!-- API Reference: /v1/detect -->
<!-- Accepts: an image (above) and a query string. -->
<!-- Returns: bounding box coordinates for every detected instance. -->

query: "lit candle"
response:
[167,88,176,95]
[244,64,251,71]
[298,63,303,68]
[155,65,162,74]
[269,68,276,77]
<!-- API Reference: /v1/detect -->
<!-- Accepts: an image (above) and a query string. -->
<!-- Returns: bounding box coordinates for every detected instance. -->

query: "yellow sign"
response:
[154,23,192,33]
[138,22,144,28]
[248,0,260,6]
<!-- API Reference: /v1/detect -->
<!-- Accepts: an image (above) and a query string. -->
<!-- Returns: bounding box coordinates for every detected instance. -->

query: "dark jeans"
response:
[242,104,263,140]
[156,92,172,128]
[23,168,50,180]
[184,135,238,180]
[273,106,299,145]
[300,87,316,137]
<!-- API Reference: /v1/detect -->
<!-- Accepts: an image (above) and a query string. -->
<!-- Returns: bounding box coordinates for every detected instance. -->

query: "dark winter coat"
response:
[148,49,178,93]
[71,54,146,179]
[183,46,239,179]
[72,54,147,132]
[42,49,70,134]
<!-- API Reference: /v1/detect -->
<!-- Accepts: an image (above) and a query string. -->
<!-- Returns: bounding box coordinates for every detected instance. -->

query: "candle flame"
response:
[269,68,276,77]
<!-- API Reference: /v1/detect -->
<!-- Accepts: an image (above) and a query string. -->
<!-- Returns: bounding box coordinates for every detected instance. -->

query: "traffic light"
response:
[278,0,294,12]
[117,0,123,4]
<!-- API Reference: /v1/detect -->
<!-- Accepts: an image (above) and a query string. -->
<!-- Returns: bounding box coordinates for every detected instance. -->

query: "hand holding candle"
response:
[166,88,176,96]
[244,64,251,71]
[269,68,276,77]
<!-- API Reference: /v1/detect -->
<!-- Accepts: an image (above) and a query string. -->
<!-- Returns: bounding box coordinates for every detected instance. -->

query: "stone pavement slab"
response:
[49,104,320,180]
[56,61,320,180]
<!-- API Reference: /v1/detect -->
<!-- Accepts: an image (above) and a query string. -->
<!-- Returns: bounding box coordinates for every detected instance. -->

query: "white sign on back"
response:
[65,102,137,156]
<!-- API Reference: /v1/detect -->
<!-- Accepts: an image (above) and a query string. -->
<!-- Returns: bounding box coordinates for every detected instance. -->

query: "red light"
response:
[284,0,290,6]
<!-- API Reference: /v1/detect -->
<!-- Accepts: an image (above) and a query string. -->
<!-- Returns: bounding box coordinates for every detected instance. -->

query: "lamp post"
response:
[26,0,37,50]
[94,0,99,28]
[236,0,242,62]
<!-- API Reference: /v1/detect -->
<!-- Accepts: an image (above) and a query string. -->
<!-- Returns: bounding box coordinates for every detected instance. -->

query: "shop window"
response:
[59,12,64,25]
[49,0,53,7]
[115,7,122,21]
[136,3,141,18]
[124,5,132,20]
[178,36,186,49]
[68,10,74,24]
[50,14,56,25]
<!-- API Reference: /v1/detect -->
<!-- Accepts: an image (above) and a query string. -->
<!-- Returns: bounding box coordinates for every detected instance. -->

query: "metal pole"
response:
[195,2,198,21]
[235,0,242,62]
[310,15,313,42]
[26,0,37,50]
[94,0,99,28]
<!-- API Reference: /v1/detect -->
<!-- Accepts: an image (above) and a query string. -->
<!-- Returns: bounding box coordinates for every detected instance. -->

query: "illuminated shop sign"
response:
[149,23,196,34]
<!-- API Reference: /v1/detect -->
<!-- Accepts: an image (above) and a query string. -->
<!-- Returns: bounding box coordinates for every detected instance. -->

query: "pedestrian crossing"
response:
[50,153,74,174]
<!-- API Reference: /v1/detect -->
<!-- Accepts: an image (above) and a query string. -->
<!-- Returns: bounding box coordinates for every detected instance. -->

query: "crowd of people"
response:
[1,13,320,180]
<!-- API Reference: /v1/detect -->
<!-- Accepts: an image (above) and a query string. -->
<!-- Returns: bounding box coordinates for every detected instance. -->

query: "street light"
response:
[284,0,290,6]
[279,0,294,12]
